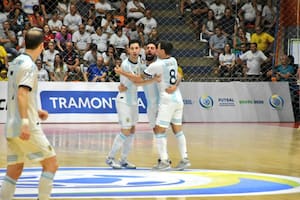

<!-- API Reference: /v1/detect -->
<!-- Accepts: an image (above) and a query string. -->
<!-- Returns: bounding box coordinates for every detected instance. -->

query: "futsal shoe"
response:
[120,159,136,169]
[152,159,171,171]
[175,158,191,171]
[106,157,122,169]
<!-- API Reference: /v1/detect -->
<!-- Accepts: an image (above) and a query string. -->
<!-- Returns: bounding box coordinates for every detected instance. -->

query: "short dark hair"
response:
[25,28,44,50]
[159,41,173,55]
[129,39,140,47]
[146,40,157,47]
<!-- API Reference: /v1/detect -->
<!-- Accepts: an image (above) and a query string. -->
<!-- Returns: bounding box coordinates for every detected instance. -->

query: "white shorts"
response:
[116,101,138,129]
[156,101,183,128]
[7,129,56,165]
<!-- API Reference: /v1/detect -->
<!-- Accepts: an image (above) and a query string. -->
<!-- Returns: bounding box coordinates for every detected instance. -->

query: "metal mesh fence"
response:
[2,0,299,121]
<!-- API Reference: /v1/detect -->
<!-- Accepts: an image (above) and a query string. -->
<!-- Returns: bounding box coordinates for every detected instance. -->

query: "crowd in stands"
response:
[0,0,298,83]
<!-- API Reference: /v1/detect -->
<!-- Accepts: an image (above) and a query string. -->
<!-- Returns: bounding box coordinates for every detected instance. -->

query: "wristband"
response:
[21,118,29,126]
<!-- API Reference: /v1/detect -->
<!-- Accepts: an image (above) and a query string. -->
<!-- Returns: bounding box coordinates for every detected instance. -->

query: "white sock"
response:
[175,131,188,159]
[121,134,134,161]
[38,171,55,200]
[108,133,126,158]
[155,133,168,160]
[0,176,17,200]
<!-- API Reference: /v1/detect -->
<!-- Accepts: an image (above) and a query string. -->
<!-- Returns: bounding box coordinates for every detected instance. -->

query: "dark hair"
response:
[146,40,157,47]
[159,41,173,55]
[25,28,44,49]
[129,39,140,47]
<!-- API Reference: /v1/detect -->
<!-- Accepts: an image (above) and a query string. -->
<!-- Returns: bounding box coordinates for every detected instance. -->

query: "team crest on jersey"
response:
[1,167,300,199]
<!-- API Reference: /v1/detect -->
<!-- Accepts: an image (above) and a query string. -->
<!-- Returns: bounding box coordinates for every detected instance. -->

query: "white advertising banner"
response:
[180,82,294,122]
[0,82,295,123]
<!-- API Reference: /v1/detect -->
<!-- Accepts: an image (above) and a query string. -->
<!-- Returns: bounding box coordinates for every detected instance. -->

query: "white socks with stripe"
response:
[155,133,168,160]
[38,171,55,200]
[175,131,188,159]
[0,175,16,200]
[108,132,126,158]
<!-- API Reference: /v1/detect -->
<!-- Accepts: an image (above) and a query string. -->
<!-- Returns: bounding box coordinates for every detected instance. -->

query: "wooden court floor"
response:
[0,122,300,200]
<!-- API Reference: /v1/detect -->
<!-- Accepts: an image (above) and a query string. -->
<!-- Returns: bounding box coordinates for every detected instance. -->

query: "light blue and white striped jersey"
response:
[118,58,144,105]
[141,64,159,108]
[5,54,40,138]
[144,57,183,104]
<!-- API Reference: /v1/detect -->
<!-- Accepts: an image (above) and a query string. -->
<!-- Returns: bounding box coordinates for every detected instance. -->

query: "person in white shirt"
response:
[126,0,146,22]
[109,27,129,57]
[48,11,62,34]
[238,0,262,28]
[91,26,109,53]
[63,4,82,33]
[72,24,91,57]
[43,41,59,72]
[209,0,225,21]
[36,59,49,81]
[95,0,113,17]
[136,9,157,35]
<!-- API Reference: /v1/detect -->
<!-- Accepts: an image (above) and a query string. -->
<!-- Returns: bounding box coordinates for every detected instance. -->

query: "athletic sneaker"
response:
[120,159,136,169]
[152,159,171,171]
[175,158,191,170]
[106,157,121,169]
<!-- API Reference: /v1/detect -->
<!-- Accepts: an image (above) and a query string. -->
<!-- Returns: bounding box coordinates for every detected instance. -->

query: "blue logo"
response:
[269,94,284,110]
[199,95,214,109]
[40,91,147,114]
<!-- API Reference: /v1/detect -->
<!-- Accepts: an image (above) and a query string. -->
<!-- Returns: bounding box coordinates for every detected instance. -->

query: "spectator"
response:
[57,0,69,21]
[48,10,63,34]
[83,43,102,67]
[0,45,9,70]
[86,17,96,34]
[87,55,108,82]
[7,1,28,34]
[43,41,60,72]
[190,0,209,40]
[261,0,277,34]
[60,41,80,72]
[201,9,217,41]
[209,26,227,58]
[95,0,113,18]
[238,0,262,30]
[40,0,59,22]
[0,68,8,81]
[126,0,146,22]
[267,54,294,82]
[43,24,55,49]
[106,56,121,82]
[101,12,117,37]
[218,43,236,78]
[55,25,72,52]
[250,25,274,53]
[28,5,45,28]
[136,9,157,36]
[72,24,91,58]
[109,27,129,57]
[126,22,146,47]
[288,55,298,76]
[147,27,159,44]
[233,26,250,56]
[179,0,192,20]
[0,21,18,58]
[76,0,92,23]
[102,44,117,67]
[91,26,109,53]
[209,0,225,21]
[219,7,237,39]
[237,42,268,80]
[36,59,50,81]
[50,53,68,81]
[63,4,82,33]
[234,43,248,77]
[20,0,39,15]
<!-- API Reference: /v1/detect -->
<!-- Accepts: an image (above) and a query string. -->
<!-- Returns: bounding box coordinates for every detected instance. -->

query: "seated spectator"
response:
[237,42,268,80]
[218,43,236,77]
[0,68,8,81]
[209,0,225,21]
[43,24,55,49]
[288,55,298,76]
[48,10,63,34]
[63,4,82,33]
[147,27,159,44]
[250,25,274,53]
[0,21,18,58]
[190,0,209,40]
[64,67,88,81]
[95,0,113,18]
[126,22,146,47]
[7,1,29,34]
[101,12,117,37]
[72,24,91,58]
[83,43,102,68]
[201,9,217,41]
[219,7,237,39]
[136,9,157,36]
[234,43,248,77]
[57,0,69,21]
[261,0,277,34]
[238,0,262,30]
[109,27,129,57]
[106,56,121,82]
[20,0,39,15]
[28,5,45,28]
[86,17,96,34]
[102,44,118,67]
[126,0,146,22]
[60,41,80,72]
[76,0,92,23]
[179,0,192,19]
[50,53,68,81]
[55,25,72,52]
[91,26,109,53]
[40,0,58,22]
[209,26,227,58]
[267,55,294,82]
[36,59,49,81]
[43,41,60,72]
[0,45,9,70]
[233,27,250,57]
[87,55,108,82]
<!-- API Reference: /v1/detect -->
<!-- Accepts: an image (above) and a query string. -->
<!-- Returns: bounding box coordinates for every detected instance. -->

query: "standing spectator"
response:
[109,27,129,57]
[87,55,108,82]
[209,0,225,21]
[36,59,49,81]
[55,25,72,52]
[250,25,274,53]
[209,26,227,58]
[40,0,59,22]
[91,26,109,53]
[267,55,294,82]
[43,24,55,49]
[50,53,68,81]
[238,0,262,29]
[48,10,63,34]
[63,4,82,33]
[7,1,28,34]
[237,42,268,80]
[43,41,59,72]
[126,0,146,22]
[136,9,157,36]
[261,0,277,34]
[72,24,91,58]
[190,0,209,40]
[28,5,45,28]
[0,21,18,58]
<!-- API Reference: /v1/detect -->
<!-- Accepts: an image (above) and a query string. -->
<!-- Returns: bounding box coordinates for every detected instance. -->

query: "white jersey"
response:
[141,64,159,107]
[144,57,183,104]
[117,58,144,105]
[5,54,40,138]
